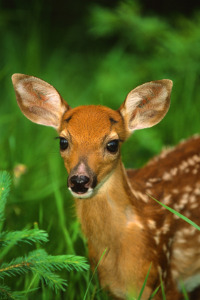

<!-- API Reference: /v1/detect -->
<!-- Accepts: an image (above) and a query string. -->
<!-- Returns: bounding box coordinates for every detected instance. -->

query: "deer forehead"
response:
[60,105,125,143]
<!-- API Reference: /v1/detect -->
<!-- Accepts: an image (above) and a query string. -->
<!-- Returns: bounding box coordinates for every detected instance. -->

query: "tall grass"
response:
[0,0,200,299]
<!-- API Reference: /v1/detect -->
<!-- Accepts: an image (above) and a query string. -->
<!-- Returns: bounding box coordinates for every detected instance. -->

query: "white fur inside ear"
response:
[124,93,142,112]
[17,79,60,109]
[13,74,69,129]
[126,84,168,112]
[121,81,170,132]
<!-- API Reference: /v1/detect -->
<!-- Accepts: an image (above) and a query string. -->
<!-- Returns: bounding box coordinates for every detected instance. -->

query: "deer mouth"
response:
[68,187,94,199]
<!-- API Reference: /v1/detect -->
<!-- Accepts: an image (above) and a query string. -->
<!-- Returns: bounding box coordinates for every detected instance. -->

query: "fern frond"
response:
[0,257,30,279]
[0,284,37,300]
[0,249,89,292]
[37,254,89,272]
[0,250,47,279]
[26,249,89,273]
[0,284,25,300]
[0,229,49,247]
[0,250,67,292]
[30,268,68,293]
[0,285,14,300]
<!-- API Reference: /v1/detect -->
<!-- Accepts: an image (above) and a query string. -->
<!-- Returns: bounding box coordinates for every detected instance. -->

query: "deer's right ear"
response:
[119,79,173,136]
[12,74,70,130]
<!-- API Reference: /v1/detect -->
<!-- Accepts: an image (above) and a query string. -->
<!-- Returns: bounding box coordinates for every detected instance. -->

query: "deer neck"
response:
[75,160,143,251]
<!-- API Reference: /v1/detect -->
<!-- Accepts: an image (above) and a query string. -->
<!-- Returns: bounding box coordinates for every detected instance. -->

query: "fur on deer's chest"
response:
[75,196,123,251]
[75,195,158,295]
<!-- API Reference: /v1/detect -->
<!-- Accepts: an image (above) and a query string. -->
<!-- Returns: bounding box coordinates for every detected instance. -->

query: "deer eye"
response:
[58,137,69,151]
[106,139,119,153]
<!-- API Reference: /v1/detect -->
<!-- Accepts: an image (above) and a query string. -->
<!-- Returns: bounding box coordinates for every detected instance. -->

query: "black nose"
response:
[69,175,90,194]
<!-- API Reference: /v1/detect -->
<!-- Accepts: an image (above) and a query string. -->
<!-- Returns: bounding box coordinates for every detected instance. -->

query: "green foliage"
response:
[0,171,11,230]
[0,171,89,299]
[0,229,49,248]
[0,249,88,293]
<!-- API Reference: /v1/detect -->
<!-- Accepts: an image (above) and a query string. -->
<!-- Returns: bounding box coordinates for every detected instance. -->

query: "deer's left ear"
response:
[119,79,173,135]
[12,74,70,130]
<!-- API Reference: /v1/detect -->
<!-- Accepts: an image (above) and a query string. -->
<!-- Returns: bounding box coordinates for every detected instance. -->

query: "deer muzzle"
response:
[67,161,97,198]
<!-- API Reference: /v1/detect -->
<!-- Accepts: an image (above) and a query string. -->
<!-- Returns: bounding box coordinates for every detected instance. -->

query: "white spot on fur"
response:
[173,248,182,258]
[184,186,192,193]
[154,229,161,245]
[173,213,179,220]
[162,223,170,234]
[182,228,193,235]
[146,181,153,187]
[133,191,149,203]
[163,244,167,252]
[125,207,144,230]
[146,189,152,195]
[171,269,179,280]
[192,155,200,163]
[176,238,187,244]
[159,147,173,159]
[190,203,198,209]
[154,235,160,245]
[147,219,156,230]
[157,265,162,275]
[172,189,179,194]
[178,194,189,209]
[162,172,172,181]
[190,195,196,203]
[163,271,167,279]
[170,167,178,176]
[188,158,195,166]
[163,194,172,205]
[179,160,188,171]
[189,227,196,235]
[194,187,200,196]
[149,177,161,183]
[174,203,180,211]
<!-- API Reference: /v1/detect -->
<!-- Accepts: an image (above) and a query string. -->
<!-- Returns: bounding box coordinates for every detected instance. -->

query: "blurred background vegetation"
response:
[0,0,200,299]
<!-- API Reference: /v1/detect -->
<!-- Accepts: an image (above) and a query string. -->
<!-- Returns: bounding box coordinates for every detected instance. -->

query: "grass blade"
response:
[137,263,152,300]
[148,194,200,231]
[179,280,189,300]
[149,285,160,299]
[160,276,166,300]
[83,248,107,300]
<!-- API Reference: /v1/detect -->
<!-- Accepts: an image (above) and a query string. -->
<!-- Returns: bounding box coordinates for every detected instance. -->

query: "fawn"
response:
[12,74,200,300]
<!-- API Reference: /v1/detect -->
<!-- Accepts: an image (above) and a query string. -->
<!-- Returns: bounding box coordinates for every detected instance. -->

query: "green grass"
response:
[0,0,200,299]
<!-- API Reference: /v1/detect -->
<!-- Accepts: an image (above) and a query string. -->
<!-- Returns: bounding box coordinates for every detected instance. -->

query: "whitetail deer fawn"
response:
[12,74,200,300]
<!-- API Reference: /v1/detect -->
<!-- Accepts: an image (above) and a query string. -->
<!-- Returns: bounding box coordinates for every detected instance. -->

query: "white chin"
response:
[68,188,94,199]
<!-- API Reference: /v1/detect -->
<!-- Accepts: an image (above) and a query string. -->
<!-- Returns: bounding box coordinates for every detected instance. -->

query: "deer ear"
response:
[119,79,173,135]
[12,74,70,130]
